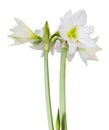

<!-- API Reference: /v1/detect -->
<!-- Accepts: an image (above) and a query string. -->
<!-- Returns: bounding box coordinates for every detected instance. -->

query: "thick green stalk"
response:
[59,47,67,130]
[44,50,54,130]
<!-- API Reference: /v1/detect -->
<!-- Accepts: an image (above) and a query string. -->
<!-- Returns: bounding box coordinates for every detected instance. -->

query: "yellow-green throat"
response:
[67,26,77,39]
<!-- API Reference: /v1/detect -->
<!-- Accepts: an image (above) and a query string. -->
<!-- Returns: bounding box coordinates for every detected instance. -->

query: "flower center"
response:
[67,26,77,39]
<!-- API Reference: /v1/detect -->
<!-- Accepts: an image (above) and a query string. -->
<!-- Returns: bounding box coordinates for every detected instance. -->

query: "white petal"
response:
[72,10,87,26]
[58,25,68,40]
[79,36,96,48]
[67,53,75,62]
[60,10,73,26]
[41,51,44,57]
[9,35,26,44]
[50,43,55,55]
[30,43,44,50]
[78,26,94,34]
[13,18,34,36]
[68,42,77,55]
[59,10,74,40]
[55,40,62,52]
[77,26,95,48]
[9,18,37,44]
[78,46,101,65]
[93,36,99,42]
[61,10,72,21]
[35,29,43,36]
[89,45,102,52]
[78,49,88,65]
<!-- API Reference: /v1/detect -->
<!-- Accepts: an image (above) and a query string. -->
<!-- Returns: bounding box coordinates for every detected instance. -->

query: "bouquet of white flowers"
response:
[9,10,101,130]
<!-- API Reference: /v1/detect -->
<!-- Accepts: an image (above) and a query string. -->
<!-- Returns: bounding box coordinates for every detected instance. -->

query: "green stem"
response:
[59,47,67,130]
[44,50,54,130]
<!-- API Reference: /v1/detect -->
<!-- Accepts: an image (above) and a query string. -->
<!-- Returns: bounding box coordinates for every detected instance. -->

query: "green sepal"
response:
[33,33,42,40]
[55,109,60,130]
[50,36,59,45]
[32,38,42,44]
[49,31,60,42]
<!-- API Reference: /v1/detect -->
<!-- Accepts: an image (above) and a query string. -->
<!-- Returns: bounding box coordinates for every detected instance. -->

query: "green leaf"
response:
[56,109,60,130]
[55,109,60,130]
[62,113,67,130]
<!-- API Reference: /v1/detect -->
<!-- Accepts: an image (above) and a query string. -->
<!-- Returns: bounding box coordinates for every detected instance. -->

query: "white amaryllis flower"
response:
[9,18,41,44]
[9,18,55,56]
[56,10,101,64]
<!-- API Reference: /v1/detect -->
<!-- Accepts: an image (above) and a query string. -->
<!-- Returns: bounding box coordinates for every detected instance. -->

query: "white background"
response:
[0,0,109,130]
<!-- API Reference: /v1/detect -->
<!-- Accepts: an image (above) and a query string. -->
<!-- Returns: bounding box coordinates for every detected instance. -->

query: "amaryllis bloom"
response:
[56,10,101,65]
[9,18,41,44]
[9,18,55,56]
